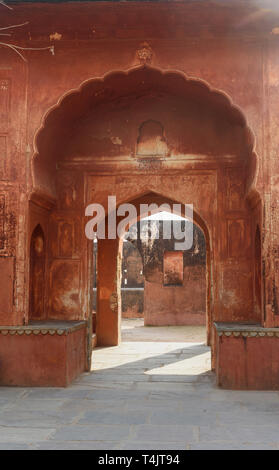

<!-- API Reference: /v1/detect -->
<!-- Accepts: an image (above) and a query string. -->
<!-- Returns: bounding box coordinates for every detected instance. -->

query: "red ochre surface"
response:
[0,1,278,387]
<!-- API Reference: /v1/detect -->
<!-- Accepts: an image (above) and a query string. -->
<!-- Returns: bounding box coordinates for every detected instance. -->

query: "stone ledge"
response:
[0,320,87,336]
[214,322,279,338]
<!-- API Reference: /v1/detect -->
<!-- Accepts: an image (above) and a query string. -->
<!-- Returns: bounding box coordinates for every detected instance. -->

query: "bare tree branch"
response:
[0,42,27,61]
[0,22,29,31]
[0,42,55,62]
[0,1,13,10]
[0,3,55,62]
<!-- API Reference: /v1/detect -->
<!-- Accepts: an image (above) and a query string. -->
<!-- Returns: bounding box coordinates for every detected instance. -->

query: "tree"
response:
[0,1,54,62]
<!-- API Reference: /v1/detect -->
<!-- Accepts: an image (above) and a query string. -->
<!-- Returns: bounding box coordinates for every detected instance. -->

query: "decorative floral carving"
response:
[0,322,86,336]
[136,42,153,64]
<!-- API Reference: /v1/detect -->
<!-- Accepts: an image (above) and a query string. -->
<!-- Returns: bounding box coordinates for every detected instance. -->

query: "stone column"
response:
[96,238,121,346]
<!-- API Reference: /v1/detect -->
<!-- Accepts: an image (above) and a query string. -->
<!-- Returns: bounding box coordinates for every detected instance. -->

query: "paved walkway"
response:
[0,321,279,449]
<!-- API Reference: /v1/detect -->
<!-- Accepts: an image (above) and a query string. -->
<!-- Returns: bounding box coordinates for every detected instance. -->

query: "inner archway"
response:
[119,207,208,347]
[121,209,206,318]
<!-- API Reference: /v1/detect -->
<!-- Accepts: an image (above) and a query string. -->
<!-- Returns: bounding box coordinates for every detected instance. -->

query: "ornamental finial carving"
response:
[136,42,153,65]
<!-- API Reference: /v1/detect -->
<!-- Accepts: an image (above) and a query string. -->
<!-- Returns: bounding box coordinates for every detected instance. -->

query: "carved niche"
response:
[136,120,169,157]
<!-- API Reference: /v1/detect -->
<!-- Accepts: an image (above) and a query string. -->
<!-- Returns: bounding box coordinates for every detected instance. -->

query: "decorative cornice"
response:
[0,321,86,336]
[214,322,279,338]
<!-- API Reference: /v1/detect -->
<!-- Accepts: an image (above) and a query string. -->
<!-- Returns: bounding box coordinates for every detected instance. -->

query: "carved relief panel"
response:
[49,214,81,259]
[221,263,253,320]
[56,171,83,210]
[48,259,81,319]
[0,76,10,181]
[0,135,7,179]
[226,167,245,212]
[0,190,17,256]
[227,218,246,259]
[0,78,10,130]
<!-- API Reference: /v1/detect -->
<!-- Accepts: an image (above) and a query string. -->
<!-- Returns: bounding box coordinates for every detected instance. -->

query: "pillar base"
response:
[0,321,87,387]
[215,322,279,390]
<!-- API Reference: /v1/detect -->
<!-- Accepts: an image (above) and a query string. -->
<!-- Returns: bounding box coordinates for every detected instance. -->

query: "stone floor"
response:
[0,320,279,450]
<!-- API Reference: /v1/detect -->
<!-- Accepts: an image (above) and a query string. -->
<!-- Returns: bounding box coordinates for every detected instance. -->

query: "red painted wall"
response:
[144,265,206,326]
[0,0,278,339]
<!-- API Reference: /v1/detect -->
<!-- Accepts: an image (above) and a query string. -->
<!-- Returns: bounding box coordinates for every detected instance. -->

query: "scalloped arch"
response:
[33,65,256,158]
[32,65,258,198]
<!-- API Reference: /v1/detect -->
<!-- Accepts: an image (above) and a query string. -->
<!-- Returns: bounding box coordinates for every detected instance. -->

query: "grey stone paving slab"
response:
[116,442,187,450]
[52,425,132,441]
[85,390,149,401]
[34,441,120,450]
[93,363,150,370]
[125,401,181,411]
[90,368,149,375]
[0,399,16,411]
[0,409,81,427]
[9,398,68,412]
[199,424,279,444]
[189,442,278,450]
[0,443,32,450]
[147,390,196,400]
[132,424,197,442]
[77,409,149,425]
[0,388,28,399]
[135,382,201,392]
[198,389,279,403]
[178,399,246,414]
[24,389,90,400]
[59,399,128,413]
[217,410,279,426]
[150,409,218,426]
[0,426,56,442]
[70,382,134,391]
[241,401,279,413]
[75,374,150,383]
[150,374,213,383]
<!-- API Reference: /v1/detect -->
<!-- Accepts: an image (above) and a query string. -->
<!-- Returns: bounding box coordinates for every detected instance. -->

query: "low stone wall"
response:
[215,322,279,390]
[0,321,87,387]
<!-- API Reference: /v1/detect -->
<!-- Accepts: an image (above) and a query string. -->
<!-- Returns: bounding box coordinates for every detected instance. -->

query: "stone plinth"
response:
[215,322,279,390]
[0,321,87,387]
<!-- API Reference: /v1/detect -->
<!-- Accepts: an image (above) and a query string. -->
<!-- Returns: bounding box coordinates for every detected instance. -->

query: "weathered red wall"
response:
[144,265,206,326]
[1,2,279,387]
[0,1,266,331]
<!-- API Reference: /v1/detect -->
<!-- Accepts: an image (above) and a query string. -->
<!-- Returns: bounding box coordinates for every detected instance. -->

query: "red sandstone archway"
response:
[27,65,261,374]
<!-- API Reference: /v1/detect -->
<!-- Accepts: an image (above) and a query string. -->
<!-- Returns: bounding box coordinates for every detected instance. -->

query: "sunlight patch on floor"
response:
[144,351,211,375]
